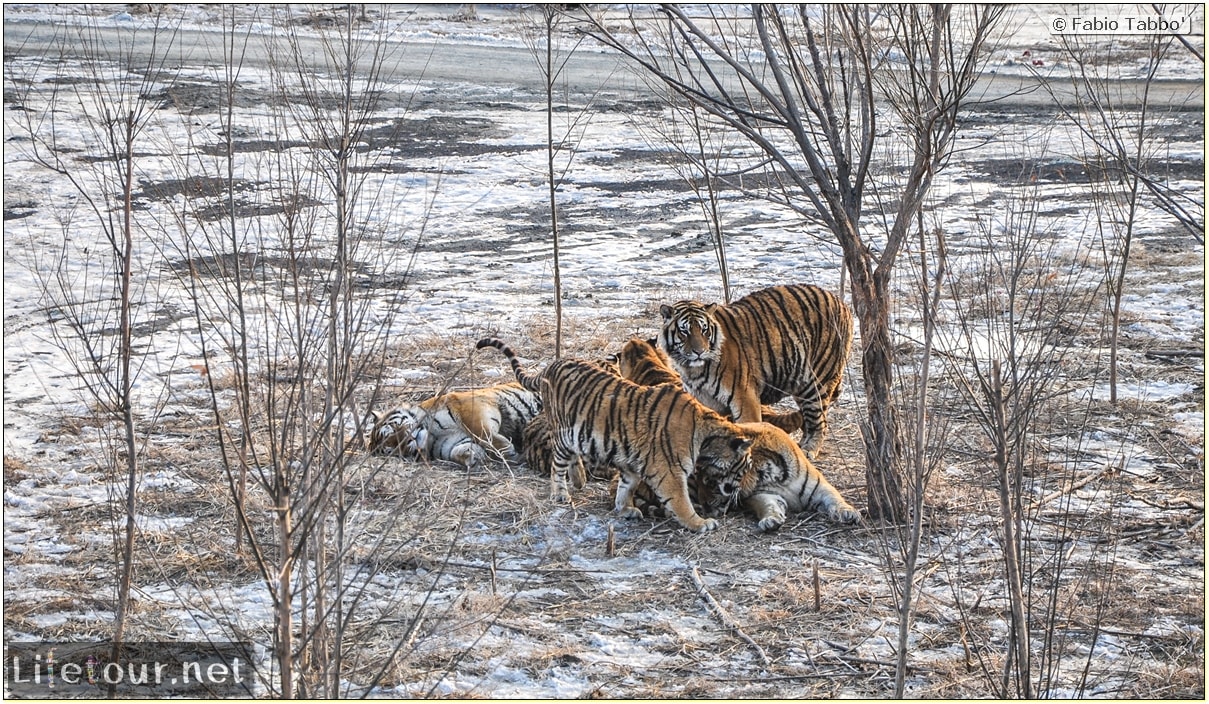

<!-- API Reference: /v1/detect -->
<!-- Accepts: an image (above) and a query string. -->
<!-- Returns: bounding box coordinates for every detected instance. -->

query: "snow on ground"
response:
[3,3,1204,698]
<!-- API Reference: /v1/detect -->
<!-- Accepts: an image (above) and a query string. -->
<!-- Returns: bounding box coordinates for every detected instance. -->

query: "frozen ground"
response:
[2,3,1204,698]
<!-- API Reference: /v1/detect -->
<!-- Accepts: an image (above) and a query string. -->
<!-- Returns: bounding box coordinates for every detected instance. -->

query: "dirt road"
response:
[4,15,1203,109]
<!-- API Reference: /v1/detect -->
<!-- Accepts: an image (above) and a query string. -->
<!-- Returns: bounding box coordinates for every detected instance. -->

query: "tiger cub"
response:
[703,422,861,532]
[368,382,541,468]
[611,337,805,436]
[659,284,853,458]
[477,337,754,532]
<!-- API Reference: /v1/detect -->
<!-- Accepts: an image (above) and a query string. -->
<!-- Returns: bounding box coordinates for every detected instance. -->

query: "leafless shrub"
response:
[4,5,183,680]
[936,167,1135,696]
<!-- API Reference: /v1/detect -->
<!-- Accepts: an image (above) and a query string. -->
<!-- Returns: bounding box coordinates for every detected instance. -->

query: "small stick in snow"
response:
[812,558,821,612]
[490,549,497,596]
[688,564,771,668]
[606,523,616,557]
[1037,465,1118,507]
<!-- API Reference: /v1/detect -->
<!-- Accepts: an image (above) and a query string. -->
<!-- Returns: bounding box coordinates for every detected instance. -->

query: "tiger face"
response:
[368,407,427,458]
[695,432,753,506]
[659,302,723,370]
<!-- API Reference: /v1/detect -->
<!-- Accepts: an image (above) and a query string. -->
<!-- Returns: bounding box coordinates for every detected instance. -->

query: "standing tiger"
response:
[658,284,853,458]
[523,338,799,489]
[368,382,541,468]
[477,337,754,533]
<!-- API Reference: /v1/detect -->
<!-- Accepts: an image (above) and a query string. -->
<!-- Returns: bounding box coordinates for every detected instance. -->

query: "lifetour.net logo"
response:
[5,641,257,698]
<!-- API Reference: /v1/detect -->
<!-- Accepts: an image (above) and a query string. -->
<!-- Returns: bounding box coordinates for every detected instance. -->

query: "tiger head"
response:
[659,301,724,370]
[367,406,428,458]
[612,337,681,386]
[694,431,755,515]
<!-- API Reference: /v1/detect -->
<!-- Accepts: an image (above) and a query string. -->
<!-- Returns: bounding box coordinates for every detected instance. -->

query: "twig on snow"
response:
[1037,465,1118,507]
[688,564,771,668]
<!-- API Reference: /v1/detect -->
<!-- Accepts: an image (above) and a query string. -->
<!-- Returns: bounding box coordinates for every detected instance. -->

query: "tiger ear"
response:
[704,303,720,315]
[730,436,754,453]
[659,303,674,320]
[366,410,382,425]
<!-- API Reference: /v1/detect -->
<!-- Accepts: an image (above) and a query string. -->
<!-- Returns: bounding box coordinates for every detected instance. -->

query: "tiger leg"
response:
[571,459,590,490]
[745,493,789,532]
[486,432,519,462]
[731,387,764,424]
[648,462,716,532]
[447,438,487,469]
[613,471,644,520]
[550,443,578,503]
[761,408,804,437]
[794,386,828,458]
[803,474,861,524]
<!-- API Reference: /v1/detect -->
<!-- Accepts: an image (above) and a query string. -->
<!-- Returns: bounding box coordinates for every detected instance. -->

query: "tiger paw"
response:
[757,515,785,532]
[452,445,486,469]
[694,517,719,532]
[829,505,861,524]
[751,494,787,532]
[616,506,643,520]
[799,434,822,460]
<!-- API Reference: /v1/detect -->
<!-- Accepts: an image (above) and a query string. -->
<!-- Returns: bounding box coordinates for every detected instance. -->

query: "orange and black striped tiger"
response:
[611,337,805,437]
[608,338,832,522]
[705,422,860,531]
[368,382,541,468]
[658,284,853,458]
[477,337,755,532]
[521,354,620,488]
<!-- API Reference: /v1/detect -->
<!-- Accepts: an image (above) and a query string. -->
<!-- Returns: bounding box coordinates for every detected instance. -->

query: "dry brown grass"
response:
[4,316,1202,697]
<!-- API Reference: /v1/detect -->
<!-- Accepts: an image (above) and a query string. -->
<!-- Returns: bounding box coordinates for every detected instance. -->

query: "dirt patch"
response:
[133,176,258,201]
[963,156,1205,186]
[140,80,268,113]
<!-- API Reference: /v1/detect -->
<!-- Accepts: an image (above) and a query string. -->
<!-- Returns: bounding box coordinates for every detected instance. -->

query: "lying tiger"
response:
[367,382,541,468]
[613,338,860,531]
[709,422,861,531]
[659,283,853,458]
[477,337,754,532]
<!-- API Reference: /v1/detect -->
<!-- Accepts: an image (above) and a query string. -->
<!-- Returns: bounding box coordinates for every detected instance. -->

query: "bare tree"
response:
[523,6,609,357]
[939,172,1119,696]
[1041,29,1200,402]
[890,218,949,697]
[585,4,1005,521]
[4,6,184,676]
[148,6,464,695]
